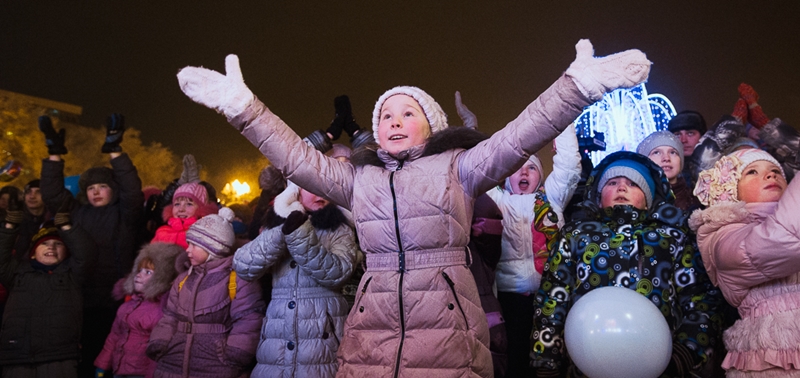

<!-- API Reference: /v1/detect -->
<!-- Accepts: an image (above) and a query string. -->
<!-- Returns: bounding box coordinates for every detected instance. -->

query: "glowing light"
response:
[575,83,676,166]
[231,180,251,197]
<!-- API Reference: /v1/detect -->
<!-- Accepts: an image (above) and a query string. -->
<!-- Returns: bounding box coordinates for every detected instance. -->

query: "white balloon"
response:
[565,286,672,378]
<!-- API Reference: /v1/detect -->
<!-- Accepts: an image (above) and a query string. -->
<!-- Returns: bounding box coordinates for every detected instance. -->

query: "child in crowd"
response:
[38,114,144,376]
[486,125,580,377]
[638,130,702,212]
[94,242,184,378]
[176,39,651,377]
[234,181,359,377]
[0,198,96,378]
[146,208,264,378]
[691,148,800,377]
[152,182,218,249]
[531,151,723,377]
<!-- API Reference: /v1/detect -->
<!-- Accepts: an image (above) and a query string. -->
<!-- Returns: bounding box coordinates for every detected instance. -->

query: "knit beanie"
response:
[173,182,209,205]
[636,130,685,170]
[693,149,784,206]
[24,179,40,193]
[597,159,656,209]
[29,223,66,259]
[185,207,235,258]
[79,167,115,193]
[371,86,448,143]
[503,154,544,193]
[668,110,707,134]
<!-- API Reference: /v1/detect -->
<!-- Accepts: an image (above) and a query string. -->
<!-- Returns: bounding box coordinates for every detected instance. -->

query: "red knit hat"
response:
[173,182,208,205]
[29,223,69,260]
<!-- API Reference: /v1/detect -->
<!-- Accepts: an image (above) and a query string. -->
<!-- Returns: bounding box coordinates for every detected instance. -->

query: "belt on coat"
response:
[271,286,341,299]
[176,321,229,334]
[365,247,469,272]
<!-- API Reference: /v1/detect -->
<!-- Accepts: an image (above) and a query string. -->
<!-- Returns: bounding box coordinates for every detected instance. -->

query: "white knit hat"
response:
[185,207,236,258]
[636,130,685,170]
[371,86,448,143]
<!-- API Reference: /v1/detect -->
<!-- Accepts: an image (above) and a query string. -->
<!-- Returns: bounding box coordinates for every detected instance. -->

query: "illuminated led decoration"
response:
[574,83,676,166]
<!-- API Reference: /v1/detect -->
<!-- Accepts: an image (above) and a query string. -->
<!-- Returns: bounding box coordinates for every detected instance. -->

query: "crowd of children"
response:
[0,38,798,378]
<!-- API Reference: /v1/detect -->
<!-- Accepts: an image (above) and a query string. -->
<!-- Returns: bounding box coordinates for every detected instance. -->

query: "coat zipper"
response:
[442,271,469,330]
[390,160,406,378]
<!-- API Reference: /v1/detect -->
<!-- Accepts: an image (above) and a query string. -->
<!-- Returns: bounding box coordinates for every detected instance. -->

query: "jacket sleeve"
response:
[285,221,359,287]
[224,274,265,367]
[148,283,181,354]
[40,158,79,214]
[457,75,591,197]
[110,153,144,227]
[543,124,581,225]
[0,227,21,288]
[233,226,286,281]
[62,225,98,286]
[227,99,356,210]
[531,231,578,371]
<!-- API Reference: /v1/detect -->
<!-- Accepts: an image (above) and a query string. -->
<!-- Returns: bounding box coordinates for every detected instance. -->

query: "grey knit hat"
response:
[637,130,685,170]
[186,207,236,258]
[597,160,656,209]
[371,86,448,143]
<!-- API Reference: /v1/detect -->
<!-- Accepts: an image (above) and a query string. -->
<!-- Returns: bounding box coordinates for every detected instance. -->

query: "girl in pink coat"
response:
[94,242,184,378]
[152,182,218,249]
[690,148,800,377]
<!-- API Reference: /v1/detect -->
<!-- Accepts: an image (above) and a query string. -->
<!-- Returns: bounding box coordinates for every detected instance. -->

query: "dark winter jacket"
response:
[40,154,144,308]
[0,224,97,365]
[531,151,724,377]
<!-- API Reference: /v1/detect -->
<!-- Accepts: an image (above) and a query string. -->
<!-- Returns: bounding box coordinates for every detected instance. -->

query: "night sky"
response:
[2,2,799,188]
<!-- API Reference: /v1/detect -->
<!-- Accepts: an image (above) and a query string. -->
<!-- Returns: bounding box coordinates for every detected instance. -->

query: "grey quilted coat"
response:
[234,182,359,378]
[227,75,590,378]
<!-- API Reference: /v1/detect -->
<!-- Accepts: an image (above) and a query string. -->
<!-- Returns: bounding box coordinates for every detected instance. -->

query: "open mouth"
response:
[518,179,529,191]
[614,196,628,202]
[389,135,407,141]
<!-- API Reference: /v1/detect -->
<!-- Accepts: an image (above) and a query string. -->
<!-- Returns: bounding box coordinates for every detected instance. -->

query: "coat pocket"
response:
[442,271,470,331]
[348,275,372,318]
[324,312,341,347]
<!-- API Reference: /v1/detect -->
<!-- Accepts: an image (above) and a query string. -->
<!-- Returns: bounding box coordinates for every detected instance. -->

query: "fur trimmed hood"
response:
[688,201,751,232]
[122,242,184,300]
[266,181,349,231]
[351,126,489,168]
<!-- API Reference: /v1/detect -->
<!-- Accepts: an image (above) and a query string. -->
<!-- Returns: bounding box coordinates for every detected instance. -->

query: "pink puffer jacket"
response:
[228,75,589,377]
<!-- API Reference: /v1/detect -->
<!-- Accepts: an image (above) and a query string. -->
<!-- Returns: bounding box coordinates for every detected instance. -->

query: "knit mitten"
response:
[38,116,68,155]
[179,154,200,184]
[739,83,770,128]
[732,98,748,125]
[177,54,255,120]
[565,39,651,102]
[454,91,478,129]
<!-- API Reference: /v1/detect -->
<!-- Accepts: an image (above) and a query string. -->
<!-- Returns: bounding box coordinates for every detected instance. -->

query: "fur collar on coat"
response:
[266,181,349,231]
[122,242,184,300]
[350,126,489,168]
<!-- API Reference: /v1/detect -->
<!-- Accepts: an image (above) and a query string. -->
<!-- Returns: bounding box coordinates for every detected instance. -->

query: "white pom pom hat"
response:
[186,207,235,258]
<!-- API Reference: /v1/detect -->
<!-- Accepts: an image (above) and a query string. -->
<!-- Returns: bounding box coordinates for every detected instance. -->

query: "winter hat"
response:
[503,154,544,193]
[79,166,114,193]
[186,207,236,258]
[122,242,184,300]
[668,110,707,135]
[173,182,208,205]
[371,86,448,143]
[327,144,352,161]
[29,223,66,259]
[636,130,685,169]
[693,149,784,207]
[24,179,40,193]
[597,159,656,209]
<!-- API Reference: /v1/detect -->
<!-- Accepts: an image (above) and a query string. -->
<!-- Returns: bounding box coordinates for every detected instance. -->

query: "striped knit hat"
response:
[186,207,235,258]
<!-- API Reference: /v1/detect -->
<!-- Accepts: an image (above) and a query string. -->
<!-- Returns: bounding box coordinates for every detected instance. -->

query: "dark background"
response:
[2,1,799,187]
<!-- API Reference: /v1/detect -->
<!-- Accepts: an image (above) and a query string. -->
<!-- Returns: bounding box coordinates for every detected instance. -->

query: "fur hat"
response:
[503,154,544,193]
[668,110,707,134]
[371,86,448,143]
[693,149,784,207]
[637,130,685,170]
[186,207,236,258]
[78,166,118,205]
[123,242,184,300]
[597,159,656,209]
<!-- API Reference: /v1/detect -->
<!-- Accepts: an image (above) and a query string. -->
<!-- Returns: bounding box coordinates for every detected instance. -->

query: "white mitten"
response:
[454,91,478,129]
[177,55,254,119]
[565,39,651,102]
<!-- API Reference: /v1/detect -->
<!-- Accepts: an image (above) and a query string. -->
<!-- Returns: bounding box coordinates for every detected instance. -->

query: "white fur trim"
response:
[273,181,305,218]
[689,201,751,232]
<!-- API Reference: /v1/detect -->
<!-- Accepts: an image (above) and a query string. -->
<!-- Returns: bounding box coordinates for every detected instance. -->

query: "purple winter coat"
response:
[147,256,265,378]
[95,294,165,377]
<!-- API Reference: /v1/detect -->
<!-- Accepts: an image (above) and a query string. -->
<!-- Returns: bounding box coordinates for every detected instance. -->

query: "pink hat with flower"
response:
[693,149,784,206]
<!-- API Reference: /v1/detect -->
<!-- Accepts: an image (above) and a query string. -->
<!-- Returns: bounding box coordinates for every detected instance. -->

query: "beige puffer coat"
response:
[228,75,590,378]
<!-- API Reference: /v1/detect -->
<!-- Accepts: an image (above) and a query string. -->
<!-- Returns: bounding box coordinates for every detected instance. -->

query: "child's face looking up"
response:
[737,161,787,203]
[647,146,681,184]
[600,176,647,209]
[378,95,431,156]
[186,243,210,266]
[134,266,155,293]
[508,162,541,195]
[173,196,198,219]
[34,239,67,265]
[87,183,113,207]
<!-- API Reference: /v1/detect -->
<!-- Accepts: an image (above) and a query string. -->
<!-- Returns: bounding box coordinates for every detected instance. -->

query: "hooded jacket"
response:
[233,183,359,377]
[0,224,96,365]
[94,242,183,377]
[690,176,800,373]
[531,152,724,377]
[227,74,589,377]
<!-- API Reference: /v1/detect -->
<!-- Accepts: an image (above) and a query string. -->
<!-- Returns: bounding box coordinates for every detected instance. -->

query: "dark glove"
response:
[39,115,68,155]
[3,196,23,226]
[325,95,352,140]
[282,210,308,235]
[54,197,72,229]
[101,113,126,153]
[337,95,363,138]
[304,130,333,153]
[94,367,108,378]
[146,339,169,361]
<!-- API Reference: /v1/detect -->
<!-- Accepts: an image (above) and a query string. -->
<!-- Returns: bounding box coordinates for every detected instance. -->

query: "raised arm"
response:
[233,225,287,281]
[543,124,581,225]
[282,212,359,287]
